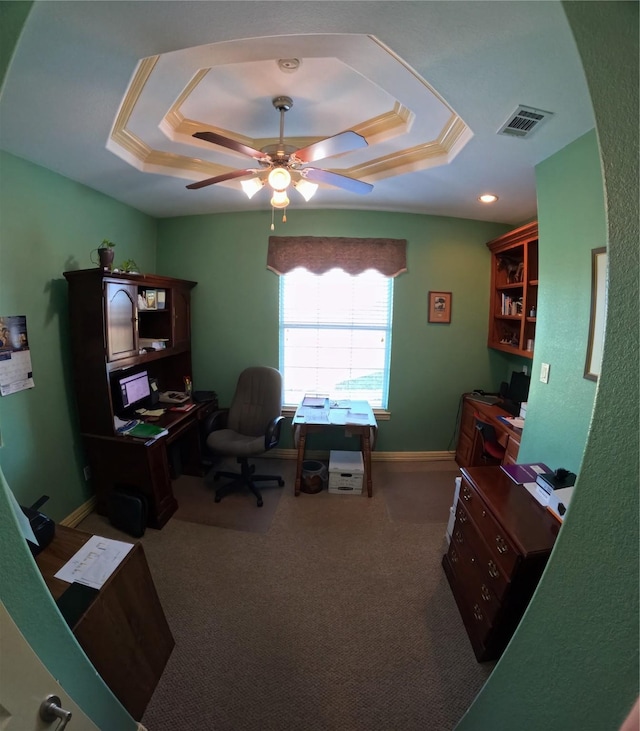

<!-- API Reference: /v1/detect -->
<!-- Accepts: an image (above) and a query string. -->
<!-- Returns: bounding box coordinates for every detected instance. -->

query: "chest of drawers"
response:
[442,466,559,661]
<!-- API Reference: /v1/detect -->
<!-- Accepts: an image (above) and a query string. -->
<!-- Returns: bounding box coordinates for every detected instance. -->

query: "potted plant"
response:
[91,239,116,271]
[118,258,139,274]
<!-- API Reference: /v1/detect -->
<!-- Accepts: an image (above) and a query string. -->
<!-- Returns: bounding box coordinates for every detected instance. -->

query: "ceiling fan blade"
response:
[294,131,368,163]
[192,131,267,161]
[303,167,373,195]
[186,169,256,190]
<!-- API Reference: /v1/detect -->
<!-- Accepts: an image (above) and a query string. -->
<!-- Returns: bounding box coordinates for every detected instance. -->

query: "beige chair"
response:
[203,366,285,507]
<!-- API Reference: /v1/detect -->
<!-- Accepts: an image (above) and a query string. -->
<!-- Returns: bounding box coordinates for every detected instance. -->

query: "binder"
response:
[127,422,168,440]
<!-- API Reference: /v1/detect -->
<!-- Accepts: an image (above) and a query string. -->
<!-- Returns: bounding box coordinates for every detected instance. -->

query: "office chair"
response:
[474,414,506,465]
[203,366,285,507]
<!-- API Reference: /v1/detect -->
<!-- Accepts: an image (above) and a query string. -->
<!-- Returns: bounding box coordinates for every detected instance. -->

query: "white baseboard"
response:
[60,496,97,527]
[267,449,455,462]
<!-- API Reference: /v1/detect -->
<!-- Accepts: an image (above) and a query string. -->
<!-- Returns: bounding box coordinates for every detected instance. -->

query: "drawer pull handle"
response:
[458,511,467,524]
[462,487,472,502]
[482,510,487,517]
[450,549,459,564]
[473,604,483,621]
[454,530,464,544]
[488,560,500,578]
[481,584,491,602]
[495,535,508,554]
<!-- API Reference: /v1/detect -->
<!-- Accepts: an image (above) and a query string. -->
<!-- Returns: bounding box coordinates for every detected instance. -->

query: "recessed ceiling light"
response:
[478,194,499,204]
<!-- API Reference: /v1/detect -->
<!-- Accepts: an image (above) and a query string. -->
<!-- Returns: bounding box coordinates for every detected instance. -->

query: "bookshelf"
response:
[486,221,538,359]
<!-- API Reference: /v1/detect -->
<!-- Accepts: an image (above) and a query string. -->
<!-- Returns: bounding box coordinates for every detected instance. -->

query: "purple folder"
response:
[500,463,552,484]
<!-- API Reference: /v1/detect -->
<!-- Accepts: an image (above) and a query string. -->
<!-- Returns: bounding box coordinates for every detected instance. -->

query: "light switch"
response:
[540,362,550,384]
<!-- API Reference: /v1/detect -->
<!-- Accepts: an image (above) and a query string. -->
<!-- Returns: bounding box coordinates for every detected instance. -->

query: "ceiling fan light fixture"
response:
[270,189,290,209]
[294,179,319,202]
[268,167,291,191]
[241,177,264,199]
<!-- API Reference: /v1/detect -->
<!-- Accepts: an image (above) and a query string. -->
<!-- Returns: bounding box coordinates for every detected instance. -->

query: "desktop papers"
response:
[54,535,134,589]
[296,407,371,426]
[302,395,328,408]
[497,415,525,429]
[344,411,371,425]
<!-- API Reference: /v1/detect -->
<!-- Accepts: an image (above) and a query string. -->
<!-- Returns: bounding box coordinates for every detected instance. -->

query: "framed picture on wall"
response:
[584,247,607,381]
[428,291,452,323]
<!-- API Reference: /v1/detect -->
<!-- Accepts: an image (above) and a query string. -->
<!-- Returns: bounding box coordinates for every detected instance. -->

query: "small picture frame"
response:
[584,247,607,381]
[145,289,157,310]
[428,291,452,323]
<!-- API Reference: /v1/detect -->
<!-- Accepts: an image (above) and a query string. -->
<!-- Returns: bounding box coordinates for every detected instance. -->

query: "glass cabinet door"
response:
[105,281,138,361]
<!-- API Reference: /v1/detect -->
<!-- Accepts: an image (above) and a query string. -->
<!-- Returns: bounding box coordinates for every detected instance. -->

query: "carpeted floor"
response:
[172,457,289,533]
[78,459,493,731]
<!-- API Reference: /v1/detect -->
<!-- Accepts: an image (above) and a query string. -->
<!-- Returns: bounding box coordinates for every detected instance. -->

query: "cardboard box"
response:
[328,450,364,494]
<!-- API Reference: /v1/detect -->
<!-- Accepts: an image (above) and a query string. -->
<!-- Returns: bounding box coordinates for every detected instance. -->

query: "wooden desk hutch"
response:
[63,268,215,528]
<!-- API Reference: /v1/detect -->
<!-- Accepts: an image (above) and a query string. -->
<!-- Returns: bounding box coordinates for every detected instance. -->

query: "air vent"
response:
[498,105,553,138]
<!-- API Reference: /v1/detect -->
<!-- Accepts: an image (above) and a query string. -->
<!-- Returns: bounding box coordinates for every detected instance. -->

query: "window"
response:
[279,268,393,408]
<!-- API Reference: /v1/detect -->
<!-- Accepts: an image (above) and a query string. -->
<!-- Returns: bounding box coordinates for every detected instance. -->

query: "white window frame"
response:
[278,267,394,409]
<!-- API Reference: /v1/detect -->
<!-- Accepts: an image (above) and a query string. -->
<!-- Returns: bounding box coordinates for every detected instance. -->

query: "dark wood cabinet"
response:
[63,269,197,435]
[486,221,538,359]
[36,525,174,720]
[63,268,211,527]
[442,466,559,661]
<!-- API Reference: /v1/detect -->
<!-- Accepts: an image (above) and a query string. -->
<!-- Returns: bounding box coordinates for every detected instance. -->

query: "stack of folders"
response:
[114,417,167,441]
[126,422,168,440]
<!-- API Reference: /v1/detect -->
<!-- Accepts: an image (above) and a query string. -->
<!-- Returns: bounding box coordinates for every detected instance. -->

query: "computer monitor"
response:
[114,369,151,415]
[507,370,530,405]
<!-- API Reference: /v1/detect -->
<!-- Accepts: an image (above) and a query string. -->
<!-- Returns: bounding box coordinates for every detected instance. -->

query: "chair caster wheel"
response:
[278,479,285,487]
[257,499,263,507]
[214,495,221,503]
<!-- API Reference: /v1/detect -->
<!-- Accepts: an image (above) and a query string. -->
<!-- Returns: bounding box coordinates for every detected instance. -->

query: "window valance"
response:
[267,236,407,277]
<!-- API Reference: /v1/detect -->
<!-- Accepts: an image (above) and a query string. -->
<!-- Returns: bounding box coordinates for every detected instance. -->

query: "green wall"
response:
[157,209,510,452]
[518,130,606,472]
[457,3,639,729]
[0,151,155,730]
[0,150,157,515]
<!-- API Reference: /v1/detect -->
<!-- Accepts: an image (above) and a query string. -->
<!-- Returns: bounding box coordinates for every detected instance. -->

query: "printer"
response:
[535,469,576,520]
[21,495,55,556]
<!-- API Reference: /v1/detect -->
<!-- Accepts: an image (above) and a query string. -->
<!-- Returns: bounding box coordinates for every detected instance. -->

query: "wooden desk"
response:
[36,525,174,720]
[84,399,217,528]
[455,394,523,468]
[292,401,378,497]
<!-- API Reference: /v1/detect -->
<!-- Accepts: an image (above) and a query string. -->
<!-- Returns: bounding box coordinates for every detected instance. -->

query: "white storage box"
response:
[445,476,462,544]
[328,450,364,494]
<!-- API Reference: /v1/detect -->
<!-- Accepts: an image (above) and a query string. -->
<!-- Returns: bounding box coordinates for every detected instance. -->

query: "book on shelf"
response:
[501,462,552,485]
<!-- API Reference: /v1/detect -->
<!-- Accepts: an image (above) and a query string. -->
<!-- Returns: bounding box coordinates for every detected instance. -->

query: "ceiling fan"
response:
[186,96,374,205]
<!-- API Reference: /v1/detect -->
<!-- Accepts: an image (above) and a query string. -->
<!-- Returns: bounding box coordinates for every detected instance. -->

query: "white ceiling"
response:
[0,1,595,225]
